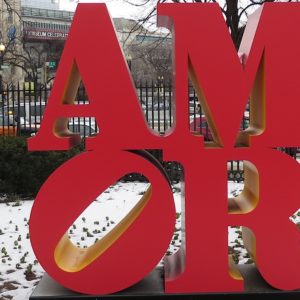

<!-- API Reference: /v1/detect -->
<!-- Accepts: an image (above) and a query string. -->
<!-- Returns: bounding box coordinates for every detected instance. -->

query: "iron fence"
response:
[0,82,297,182]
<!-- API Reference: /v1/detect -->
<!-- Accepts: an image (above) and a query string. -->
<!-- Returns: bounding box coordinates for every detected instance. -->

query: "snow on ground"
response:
[0,201,43,300]
[1,180,296,299]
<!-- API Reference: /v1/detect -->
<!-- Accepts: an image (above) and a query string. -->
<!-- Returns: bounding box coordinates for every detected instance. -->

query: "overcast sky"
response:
[59,0,151,19]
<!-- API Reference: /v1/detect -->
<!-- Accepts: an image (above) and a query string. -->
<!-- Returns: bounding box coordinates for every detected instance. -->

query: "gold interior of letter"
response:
[228,161,259,215]
[228,56,265,279]
[228,161,259,279]
[236,57,266,147]
[53,62,82,143]
[189,59,223,148]
[54,186,152,272]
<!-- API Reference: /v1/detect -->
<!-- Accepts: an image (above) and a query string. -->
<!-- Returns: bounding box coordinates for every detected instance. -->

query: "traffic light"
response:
[36,67,46,84]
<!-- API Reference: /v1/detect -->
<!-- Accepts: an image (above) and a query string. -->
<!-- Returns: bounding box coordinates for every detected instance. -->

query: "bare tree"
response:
[0,0,49,85]
[108,0,300,88]
[129,36,172,82]
[4,38,48,84]
[120,0,298,49]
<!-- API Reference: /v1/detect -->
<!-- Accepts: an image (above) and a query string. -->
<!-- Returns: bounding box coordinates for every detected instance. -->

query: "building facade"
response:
[21,0,59,10]
[0,0,171,84]
[0,0,23,83]
[22,4,73,83]
[0,0,67,84]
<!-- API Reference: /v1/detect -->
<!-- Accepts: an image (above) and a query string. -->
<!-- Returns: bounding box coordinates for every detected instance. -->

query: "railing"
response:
[22,7,74,20]
[0,82,297,182]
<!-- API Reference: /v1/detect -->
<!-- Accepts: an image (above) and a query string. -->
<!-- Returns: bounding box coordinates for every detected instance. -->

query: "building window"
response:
[7,10,13,24]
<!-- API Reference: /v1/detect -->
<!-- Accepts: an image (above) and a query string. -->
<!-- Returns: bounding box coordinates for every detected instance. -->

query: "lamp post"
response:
[158,75,164,95]
[126,54,132,71]
[0,43,5,71]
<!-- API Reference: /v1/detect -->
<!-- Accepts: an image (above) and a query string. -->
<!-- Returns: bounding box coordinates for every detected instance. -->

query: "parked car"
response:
[189,96,201,115]
[189,116,212,141]
[189,95,199,102]
[0,116,16,136]
[17,117,40,136]
[3,102,46,124]
[142,101,170,111]
[2,102,45,134]
[68,119,98,138]
[189,102,201,115]
[190,116,250,141]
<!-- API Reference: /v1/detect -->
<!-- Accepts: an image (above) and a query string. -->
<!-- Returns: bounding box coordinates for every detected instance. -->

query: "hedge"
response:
[0,137,83,198]
[0,138,184,199]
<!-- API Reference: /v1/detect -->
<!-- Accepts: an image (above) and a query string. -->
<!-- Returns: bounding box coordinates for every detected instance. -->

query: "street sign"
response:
[1,65,10,69]
[48,61,56,68]
[7,25,16,41]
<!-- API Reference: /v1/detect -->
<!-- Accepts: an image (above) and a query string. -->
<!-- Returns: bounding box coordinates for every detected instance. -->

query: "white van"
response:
[2,102,46,134]
[4,102,45,122]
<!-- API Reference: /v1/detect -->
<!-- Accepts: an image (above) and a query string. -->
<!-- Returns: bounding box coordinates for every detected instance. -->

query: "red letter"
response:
[30,149,175,294]
[29,4,175,295]
[159,2,300,292]
[29,2,300,295]
[28,4,159,151]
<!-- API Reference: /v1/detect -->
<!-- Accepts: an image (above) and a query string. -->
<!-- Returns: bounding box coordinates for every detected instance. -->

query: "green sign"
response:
[48,61,56,68]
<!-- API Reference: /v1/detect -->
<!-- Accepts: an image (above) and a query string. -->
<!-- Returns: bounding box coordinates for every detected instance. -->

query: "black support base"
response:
[30,264,300,299]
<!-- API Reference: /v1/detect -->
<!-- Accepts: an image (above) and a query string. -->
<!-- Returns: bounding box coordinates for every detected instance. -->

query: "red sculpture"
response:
[28,2,300,295]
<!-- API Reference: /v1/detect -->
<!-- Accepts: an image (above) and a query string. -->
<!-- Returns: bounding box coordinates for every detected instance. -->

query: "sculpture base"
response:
[30,264,300,299]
